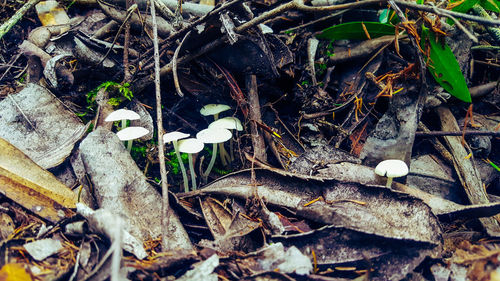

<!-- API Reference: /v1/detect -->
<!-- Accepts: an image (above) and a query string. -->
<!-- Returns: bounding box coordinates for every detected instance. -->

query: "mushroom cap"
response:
[374,159,409,178]
[200,104,231,116]
[105,109,140,122]
[116,126,149,141]
[208,117,243,131]
[178,138,204,154]
[196,128,232,144]
[163,131,190,143]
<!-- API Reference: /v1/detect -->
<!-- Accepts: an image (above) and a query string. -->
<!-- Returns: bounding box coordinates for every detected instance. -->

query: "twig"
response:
[246,74,268,163]
[136,0,244,69]
[96,3,138,67]
[308,0,500,26]
[0,0,41,41]
[123,0,133,82]
[172,31,191,97]
[0,53,21,82]
[471,4,500,43]
[416,130,500,137]
[281,9,348,33]
[150,0,170,251]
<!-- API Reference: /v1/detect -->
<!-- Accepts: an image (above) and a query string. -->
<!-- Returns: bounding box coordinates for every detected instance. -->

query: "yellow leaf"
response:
[0,263,32,281]
[0,138,76,223]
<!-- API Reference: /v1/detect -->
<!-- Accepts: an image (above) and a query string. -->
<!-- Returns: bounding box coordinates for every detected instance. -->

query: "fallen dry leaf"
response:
[0,137,76,223]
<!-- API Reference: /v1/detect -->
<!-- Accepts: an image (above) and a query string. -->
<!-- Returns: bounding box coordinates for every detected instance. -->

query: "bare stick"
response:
[416,130,500,137]
[172,31,191,97]
[246,74,267,163]
[0,0,41,41]
[96,4,138,67]
[150,0,170,251]
[123,0,133,82]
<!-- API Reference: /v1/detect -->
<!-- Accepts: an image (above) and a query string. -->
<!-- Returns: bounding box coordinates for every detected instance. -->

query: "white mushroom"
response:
[208,117,243,131]
[116,126,149,141]
[163,132,190,192]
[200,104,231,119]
[104,109,140,122]
[374,159,409,188]
[196,128,232,183]
[178,138,204,191]
[200,104,232,167]
[209,117,243,163]
[105,109,142,151]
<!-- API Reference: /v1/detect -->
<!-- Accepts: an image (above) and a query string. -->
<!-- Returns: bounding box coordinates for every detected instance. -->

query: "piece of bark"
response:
[360,85,422,166]
[436,106,500,236]
[246,74,267,163]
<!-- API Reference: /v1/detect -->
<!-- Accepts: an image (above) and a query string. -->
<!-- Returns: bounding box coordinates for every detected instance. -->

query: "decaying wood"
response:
[246,75,267,163]
[436,106,500,236]
[0,0,41,40]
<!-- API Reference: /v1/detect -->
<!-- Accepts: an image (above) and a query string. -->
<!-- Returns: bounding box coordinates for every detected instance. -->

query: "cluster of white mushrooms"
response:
[104,109,149,151]
[105,107,409,192]
[163,104,242,192]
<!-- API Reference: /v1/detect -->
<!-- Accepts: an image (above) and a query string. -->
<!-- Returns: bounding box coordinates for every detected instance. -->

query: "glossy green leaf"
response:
[420,26,471,102]
[447,0,480,24]
[379,9,401,25]
[480,0,500,12]
[317,22,395,40]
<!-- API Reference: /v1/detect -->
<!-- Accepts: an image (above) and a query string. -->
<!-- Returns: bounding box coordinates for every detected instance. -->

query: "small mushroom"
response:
[209,117,243,163]
[105,109,140,128]
[116,126,149,141]
[196,128,232,183]
[178,138,204,191]
[164,132,190,192]
[208,117,243,131]
[200,104,231,167]
[374,159,409,188]
[200,104,231,120]
[105,109,142,151]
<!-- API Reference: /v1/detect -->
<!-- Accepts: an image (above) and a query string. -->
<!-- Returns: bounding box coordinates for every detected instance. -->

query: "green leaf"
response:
[447,0,480,24]
[317,22,395,40]
[480,0,500,12]
[379,9,401,25]
[420,26,471,103]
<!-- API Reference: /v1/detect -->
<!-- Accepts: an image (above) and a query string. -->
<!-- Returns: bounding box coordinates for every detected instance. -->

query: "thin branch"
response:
[96,3,138,67]
[416,131,500,137]
[0,0,41,41]
[123,0,133,82]
[150,0,170,251]
[172,31,191,97]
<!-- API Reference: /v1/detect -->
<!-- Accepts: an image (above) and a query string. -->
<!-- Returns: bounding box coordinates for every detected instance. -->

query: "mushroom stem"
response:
[126,140,133,151]
[213,114,230,167]
[202,143,218,183]
[386,177,393,188]
[218,143,230,167]
[173,140,189,192]
[188,154,197,191]
[229,138,235,162]
[120,119,132,151]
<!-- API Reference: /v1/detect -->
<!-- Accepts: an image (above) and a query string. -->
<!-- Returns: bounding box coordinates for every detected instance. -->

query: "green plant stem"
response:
[188,154,197,191]
[173,141,189,192]
[202,143,218,183]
